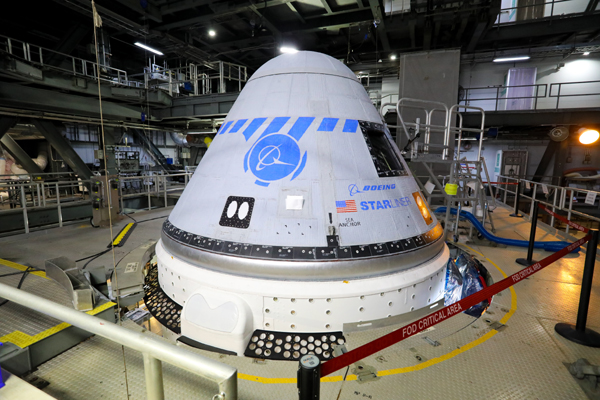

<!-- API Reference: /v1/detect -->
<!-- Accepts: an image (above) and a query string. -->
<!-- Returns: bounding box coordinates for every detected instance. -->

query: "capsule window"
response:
[360,121,406,177]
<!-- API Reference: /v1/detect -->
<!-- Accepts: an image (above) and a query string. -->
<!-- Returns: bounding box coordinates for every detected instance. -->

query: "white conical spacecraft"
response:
[146,51,448,360]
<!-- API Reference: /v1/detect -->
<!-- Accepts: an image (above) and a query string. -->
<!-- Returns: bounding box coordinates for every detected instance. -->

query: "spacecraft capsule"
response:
[151,51,449,358]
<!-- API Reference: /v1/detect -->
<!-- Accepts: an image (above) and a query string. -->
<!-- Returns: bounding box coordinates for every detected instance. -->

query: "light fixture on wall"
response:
[493,56,530,63]
[134,42,163,56]
[208,29,216,37]
[390,54,397,60]
[578,128,599,145]
[583,52,590,56]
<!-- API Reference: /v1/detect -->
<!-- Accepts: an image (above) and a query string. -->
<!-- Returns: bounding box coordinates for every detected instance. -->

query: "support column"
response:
[32,120,93,179]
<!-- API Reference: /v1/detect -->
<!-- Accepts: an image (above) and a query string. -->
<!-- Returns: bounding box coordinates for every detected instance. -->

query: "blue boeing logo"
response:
[243,117,313,187]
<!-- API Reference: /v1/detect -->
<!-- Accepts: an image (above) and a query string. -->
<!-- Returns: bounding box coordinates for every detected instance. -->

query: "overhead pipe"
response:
[169,131,189,147]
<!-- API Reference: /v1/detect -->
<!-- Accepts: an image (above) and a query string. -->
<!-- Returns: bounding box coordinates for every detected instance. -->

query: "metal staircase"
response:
[381,98,496,242]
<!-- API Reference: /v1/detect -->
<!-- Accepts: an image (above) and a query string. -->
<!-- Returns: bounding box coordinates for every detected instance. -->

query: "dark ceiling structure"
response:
[0,0,598,73]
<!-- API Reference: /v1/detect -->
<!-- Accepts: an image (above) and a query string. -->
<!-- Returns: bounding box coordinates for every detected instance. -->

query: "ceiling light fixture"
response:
[583,51,590,56]
[579,128,600,145]
[134,42,163,56]
[390,54,397,60]
[280,46,298,54]
[209,29,216,37]
[493,56,530,62]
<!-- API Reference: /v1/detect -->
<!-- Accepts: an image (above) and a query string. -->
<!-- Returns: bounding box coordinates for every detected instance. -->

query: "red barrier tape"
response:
[538,204,590,233]
[320,235,591,377]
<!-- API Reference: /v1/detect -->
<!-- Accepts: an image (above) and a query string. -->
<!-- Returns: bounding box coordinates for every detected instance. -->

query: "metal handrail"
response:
[1,179,91,233]
[495,175,600,236]
[461,84,548,111]
[495,0,579,23]
[0,281,237,400]
[119,172,193,212]
[549,80,600,110]
[0,34,131,86]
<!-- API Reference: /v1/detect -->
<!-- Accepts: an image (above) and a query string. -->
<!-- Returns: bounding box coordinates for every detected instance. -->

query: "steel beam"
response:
[115,0,162,23]
[160,0,216,14]
[0,81,141,121]
[585,0,600,13]
[286,2,306,23]
[1,137,44,175]
[155,0,291,31]
[532,140,560,182]
[32,120,93,179]
[320,0,333,14]
[0,116,16,141]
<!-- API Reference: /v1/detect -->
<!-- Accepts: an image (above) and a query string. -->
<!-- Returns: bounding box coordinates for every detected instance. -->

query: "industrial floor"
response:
[0,205,599,400]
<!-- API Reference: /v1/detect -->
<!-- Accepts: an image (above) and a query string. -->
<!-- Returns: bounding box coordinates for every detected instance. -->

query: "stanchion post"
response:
[298,355,320,400]
[510,180,523,218]
[555,229,600,347]
[516,201,539,266]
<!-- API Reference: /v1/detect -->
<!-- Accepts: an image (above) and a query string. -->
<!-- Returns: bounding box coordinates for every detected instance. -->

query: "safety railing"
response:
[0,281,237,400]
[136,61,247,97]
[495,175,600,237]
[461,84,548,111]
[119,172,192,212]
[0,178,91,234]
[549,80,600,110]
[0,34,132,86]
[494,0,589,24]
[0,34,247,98]
[461,80,600,111]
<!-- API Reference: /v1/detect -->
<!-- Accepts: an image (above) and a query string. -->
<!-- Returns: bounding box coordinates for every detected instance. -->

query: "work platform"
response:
[0,205,599,399]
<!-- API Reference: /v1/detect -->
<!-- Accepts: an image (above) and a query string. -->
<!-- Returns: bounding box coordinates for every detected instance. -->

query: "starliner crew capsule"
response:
[146,51,449,360]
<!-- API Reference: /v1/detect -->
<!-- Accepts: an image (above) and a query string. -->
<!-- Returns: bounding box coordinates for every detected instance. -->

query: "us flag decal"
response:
[336,200,357,213]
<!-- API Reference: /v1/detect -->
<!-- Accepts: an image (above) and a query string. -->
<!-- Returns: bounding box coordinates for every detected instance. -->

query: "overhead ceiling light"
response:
[579,128,599,145]
[208,29,216,37]
[583,51,590,56]
[493,56,530,62]
[134,42,163,56]
[280,46,298,54]
[390,54,397,60]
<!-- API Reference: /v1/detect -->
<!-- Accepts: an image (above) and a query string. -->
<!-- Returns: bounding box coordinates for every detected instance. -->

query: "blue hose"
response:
[434,207,580,253]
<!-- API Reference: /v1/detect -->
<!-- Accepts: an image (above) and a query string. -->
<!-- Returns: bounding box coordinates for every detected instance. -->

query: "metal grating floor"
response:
[0,205,599,399]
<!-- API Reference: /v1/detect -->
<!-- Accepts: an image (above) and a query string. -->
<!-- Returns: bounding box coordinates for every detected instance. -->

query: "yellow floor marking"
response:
[237,246,518,384]
[0,258,116,348]
[0,258,48,279]
[112,223,135,246]
[0,302,116,348]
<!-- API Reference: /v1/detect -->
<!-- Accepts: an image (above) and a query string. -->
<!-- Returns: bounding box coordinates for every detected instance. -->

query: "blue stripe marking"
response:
[258,117,291,140]
[317,118,339,132]
[229,119,248,133]
[288,117,315,141]
[218,121,233,135]
[291,151,308,181]
[243,118,267,141]
[255,180,270,187]
[343,119,359,133]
